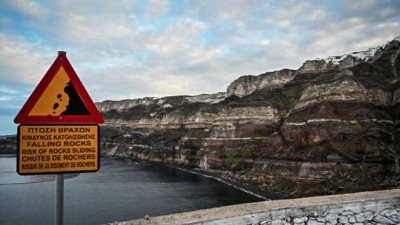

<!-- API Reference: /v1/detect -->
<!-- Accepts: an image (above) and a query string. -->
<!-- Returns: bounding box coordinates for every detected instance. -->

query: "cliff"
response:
[0,136,17,154]
[97,37,400,198]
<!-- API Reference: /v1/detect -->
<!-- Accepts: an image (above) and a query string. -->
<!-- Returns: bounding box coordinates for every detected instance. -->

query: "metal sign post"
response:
[55,174,64,225]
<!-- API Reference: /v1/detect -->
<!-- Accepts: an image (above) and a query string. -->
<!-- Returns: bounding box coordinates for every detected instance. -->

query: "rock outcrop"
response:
[0,136,17,154]
[227,69,296,97]
[97,37,400,198]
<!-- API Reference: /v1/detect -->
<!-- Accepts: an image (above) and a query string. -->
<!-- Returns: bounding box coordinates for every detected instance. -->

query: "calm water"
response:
[0,155,262,225]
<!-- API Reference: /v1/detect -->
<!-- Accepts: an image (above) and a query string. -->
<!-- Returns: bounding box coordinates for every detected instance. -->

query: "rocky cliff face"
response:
[97,37,400,198]
[226,69,297,97]
[0,136,17,154]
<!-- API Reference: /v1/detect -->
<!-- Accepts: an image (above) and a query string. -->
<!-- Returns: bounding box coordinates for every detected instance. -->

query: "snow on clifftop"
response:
[319,36,400,65]
[322,46,380,65]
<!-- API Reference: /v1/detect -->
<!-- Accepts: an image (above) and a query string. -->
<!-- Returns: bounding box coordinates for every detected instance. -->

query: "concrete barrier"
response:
[104,189,400,225]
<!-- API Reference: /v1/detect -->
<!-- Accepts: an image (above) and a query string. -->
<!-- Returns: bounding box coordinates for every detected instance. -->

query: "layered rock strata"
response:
[98,37,400,197]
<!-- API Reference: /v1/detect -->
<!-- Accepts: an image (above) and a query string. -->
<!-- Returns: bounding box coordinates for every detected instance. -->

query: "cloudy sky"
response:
[1,0,400,135]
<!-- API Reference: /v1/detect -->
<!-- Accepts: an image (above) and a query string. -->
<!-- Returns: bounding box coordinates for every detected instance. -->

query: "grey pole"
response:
[55,174,64,225]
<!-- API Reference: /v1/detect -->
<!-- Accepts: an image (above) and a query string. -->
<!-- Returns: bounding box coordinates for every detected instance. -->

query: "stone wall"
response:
[103,189,400,225]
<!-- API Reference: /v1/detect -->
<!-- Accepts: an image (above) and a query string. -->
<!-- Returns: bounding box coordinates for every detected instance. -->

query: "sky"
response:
[1,0,400,135]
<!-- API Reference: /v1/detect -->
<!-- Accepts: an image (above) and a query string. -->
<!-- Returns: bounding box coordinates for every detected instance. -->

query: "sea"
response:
[0,155,264,225]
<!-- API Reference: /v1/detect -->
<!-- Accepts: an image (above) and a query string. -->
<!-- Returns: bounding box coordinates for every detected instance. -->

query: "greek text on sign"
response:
[17,124,100,175]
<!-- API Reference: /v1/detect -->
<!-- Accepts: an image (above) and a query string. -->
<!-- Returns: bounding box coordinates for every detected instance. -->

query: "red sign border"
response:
[14,52,104,124]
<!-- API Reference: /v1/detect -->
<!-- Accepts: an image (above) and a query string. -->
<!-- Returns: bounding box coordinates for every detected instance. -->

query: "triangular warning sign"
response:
[14,51,104,124]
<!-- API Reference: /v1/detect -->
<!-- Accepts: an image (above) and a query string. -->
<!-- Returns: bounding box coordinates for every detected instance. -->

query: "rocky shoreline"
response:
[114,155,286,200]
[168,166,284,200]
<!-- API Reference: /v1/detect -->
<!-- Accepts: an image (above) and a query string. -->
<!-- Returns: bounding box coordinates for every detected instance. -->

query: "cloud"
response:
[0,33,55,121]
[5,0,45,18]
[147,0,170,19]
[1,0,400,135]
[0,34,52,86]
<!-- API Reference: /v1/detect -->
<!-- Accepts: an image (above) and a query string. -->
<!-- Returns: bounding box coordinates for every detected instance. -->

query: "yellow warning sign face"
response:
[17,124,99,175]
[29,67,70,116]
